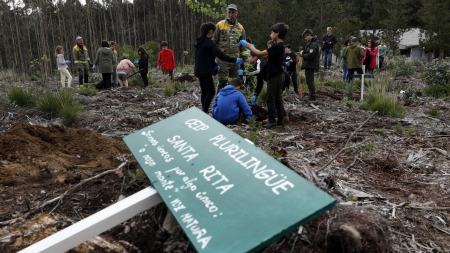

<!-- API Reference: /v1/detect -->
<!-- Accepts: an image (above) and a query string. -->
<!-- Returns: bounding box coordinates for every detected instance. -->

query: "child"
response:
[136,47,149,87]
[247,51,268,105]
[194,22,243,113]
[212,78,253,125]
[116,56,137,87]
[55,45,72,88]
[239,23,288,128]
[156,41,176,81]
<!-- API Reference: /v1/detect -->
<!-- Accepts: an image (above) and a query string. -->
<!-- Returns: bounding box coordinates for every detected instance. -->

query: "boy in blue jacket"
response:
[212,78,253,125]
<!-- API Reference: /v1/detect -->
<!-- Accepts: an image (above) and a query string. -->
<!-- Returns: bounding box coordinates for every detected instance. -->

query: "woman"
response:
[362,40,378,74]
[194,22,241,113]
[137,47,149,87]
[116,56,136,88]
[93,40,115,89]
[340,39,351,82]
[55,45,72,88]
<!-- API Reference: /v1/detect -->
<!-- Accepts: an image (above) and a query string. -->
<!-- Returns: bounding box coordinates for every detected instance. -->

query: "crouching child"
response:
[212,78,253,125]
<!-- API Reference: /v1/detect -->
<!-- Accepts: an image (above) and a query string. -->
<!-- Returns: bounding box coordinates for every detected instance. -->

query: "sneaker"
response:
[263,117,279,124]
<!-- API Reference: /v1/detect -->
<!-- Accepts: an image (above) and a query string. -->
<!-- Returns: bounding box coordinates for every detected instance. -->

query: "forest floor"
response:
[0,70,449,253]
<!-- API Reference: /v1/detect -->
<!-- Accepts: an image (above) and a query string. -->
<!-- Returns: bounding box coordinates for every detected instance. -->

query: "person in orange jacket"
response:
[156,41,176,81]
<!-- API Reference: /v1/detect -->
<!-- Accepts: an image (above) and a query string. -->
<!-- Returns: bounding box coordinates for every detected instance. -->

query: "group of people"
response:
[55,37,177,89]
[340,37,387,82]
[193,4,322,128]
[55,3,389,129]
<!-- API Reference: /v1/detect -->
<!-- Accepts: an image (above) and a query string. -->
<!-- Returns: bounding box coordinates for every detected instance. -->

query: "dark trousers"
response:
[266,73,284,109]
[288,70,299,93]
[101,73,112,89]
[199,76,215,113]
[140,71,149,87]
[379,56,385,68]
[305,68,316,99]
[347,68,362,82]
[163,70,174,81]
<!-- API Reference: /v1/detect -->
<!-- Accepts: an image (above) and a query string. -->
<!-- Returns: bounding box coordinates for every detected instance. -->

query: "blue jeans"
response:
[342,62,348,82]
[323,48,333,68]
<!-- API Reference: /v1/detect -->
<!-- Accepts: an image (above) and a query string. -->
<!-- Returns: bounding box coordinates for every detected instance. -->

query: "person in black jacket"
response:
[321,27,337,69]
[299,29,320,101]
[284,44,298,94]
[137,47,149,87]
[194,22,243,113]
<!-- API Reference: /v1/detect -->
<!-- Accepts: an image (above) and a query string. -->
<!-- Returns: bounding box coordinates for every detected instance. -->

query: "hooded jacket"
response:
[94,47,115,73]
[194,37,236,78]
[157,49,176,71]
[301,36,320,71]
[212,85,253,125]
[344,42,364,69]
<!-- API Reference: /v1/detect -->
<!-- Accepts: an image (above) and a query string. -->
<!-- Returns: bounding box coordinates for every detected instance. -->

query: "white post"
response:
[360,74,365,101]
[19,187,163,253]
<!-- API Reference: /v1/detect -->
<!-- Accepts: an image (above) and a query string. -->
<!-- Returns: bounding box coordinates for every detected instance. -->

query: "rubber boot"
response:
[78,75,83,85]
[84,74,89,84]
[217,80,227,94]
[263,108,277,129]
[277,107,285,126]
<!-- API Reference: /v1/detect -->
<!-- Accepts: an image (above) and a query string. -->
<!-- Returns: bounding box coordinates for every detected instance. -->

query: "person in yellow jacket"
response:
[214,4,249,93]
[72,36,91,86]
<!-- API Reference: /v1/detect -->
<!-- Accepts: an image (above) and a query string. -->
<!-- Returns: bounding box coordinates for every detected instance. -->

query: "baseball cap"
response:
[110,41,116,45]
[227,4,237,11]
[76,36,82,40]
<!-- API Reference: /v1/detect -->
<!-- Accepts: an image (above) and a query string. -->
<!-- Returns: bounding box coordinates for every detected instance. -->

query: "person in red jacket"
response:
[156,41,176,81]
[362,39,378,74]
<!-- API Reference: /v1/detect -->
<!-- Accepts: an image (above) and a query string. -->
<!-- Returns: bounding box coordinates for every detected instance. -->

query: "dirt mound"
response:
[0,122,130,186]
[308,206,390,253]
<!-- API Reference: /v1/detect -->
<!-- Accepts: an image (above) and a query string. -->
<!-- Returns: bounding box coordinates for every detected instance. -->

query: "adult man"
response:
[343,36,364,82]
[298,29,320,101]
[214,4,248,93]
[212,78,253,125]
[284,44,298,94]
[110,41,118,86]
[321,27,337,69]
[72,36,91,86]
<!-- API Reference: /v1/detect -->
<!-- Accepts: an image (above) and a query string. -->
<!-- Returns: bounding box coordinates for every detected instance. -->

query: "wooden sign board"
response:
[123,107,336,252]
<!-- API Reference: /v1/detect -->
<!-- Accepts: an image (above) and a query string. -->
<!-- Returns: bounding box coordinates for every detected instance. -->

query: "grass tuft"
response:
[7,86,36,107]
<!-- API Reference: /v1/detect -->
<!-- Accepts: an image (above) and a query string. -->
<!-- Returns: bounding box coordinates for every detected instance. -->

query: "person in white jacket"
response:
[55,45,72,88]
[116,56,137,87]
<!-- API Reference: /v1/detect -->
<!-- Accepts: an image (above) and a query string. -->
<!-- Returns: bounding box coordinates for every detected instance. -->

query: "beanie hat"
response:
[302,29,313,37]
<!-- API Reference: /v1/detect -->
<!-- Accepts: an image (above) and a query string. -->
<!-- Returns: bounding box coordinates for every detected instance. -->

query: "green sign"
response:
[123,107,336,252]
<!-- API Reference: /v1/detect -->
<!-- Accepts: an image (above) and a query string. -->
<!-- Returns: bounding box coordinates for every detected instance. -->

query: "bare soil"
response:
[0,72,449,252]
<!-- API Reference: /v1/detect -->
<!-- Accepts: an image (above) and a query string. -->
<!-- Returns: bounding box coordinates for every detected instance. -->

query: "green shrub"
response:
[422,59,450,85]
[39,91,62,117]
[393,124,404,135]
[8,86,36,107]
[384,56,415,77]
[257,86,267,106]
[60,104,82,125]
[164,84,175,96]
[365,93,404,117]
[77,85,97,96]
[424,84,450,98]
[39,89,81,122]
[427,106,441,117]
